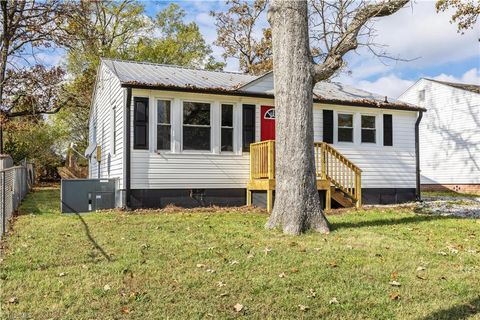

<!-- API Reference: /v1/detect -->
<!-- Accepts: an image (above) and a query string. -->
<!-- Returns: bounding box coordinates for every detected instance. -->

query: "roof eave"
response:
[120,82,425,112]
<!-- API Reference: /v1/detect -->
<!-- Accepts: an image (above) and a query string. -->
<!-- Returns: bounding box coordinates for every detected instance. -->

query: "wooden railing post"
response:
[320,143,327,180]
[355,172,362,208]
[268,140,275,180]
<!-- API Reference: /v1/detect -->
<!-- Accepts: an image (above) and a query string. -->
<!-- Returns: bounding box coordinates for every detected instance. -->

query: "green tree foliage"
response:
[129,4,224,70]
[4,117,67,180]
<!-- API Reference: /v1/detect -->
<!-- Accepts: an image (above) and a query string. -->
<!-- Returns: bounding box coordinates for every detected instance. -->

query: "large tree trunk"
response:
[266,0,329,235]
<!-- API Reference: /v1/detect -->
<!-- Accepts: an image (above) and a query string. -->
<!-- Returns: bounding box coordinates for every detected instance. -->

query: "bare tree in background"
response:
[211,0,272,75]
[0,0,65,152]
[266,0,409,235]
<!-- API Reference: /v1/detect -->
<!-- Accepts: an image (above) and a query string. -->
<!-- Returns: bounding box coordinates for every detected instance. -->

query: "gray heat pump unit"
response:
[61,179,117,213]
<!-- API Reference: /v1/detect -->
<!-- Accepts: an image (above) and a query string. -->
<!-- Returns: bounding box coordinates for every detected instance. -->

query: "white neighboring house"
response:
[399,78,480,194]
[86,58,425,209]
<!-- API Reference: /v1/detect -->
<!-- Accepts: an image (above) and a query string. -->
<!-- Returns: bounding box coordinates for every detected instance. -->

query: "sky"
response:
[39,0,480,99]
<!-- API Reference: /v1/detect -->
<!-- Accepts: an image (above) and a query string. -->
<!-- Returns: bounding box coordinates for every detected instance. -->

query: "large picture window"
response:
[337,113,353,142]
[183,101,211,150]
[221,104,234,152]
[361,115,376,143]
[157,100,171,150]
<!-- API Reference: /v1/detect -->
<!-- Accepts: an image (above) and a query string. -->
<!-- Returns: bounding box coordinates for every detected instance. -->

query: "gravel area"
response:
[416,195,480,219]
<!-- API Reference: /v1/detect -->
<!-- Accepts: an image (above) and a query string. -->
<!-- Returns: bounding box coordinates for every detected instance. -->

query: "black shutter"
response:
[383,114,393,146]
[134,97,149,149]
[242,104,256,152]
[323,109,333,144]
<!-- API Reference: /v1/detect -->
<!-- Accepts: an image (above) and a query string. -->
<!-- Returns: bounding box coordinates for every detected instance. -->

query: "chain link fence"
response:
[0,164,34,237]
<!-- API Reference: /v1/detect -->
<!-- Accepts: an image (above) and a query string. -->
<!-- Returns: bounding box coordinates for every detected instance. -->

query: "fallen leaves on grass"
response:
[206,269,216,273]
[230,260,239,266]
[329,261,338,268]
[264,247,272,255]
[329,297,339,304]
[389,281,401,287]
[196,263,206,268]
[216,281,226,287]
[307,289,316,298]
[8,297,18,304]
[298,304,309,312]
[58,272,66,277]
[103,284,111,291]
[278,272,286,278]
[389,293,401,300]
[120,307,130,314]
[290,267,299,273]
[416,266,426,272]
[438,251,448,256]
[233,303,244,312]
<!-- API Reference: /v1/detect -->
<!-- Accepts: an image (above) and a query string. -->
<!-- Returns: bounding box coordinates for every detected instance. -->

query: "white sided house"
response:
[399,78,480,194]
[86,59,425,211]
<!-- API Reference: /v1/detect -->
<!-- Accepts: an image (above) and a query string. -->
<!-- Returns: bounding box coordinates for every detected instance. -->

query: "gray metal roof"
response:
[425,78,480,94]
[102,58,257,90]
[102,58,424,111]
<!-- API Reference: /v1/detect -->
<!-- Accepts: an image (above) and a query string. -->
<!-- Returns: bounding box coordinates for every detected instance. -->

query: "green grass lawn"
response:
[1,188,479,319]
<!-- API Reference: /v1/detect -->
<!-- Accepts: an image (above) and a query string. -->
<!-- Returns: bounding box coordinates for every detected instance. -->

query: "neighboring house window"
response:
[361,115,376,143]
[337,113,353,142]
[418,89,425,102]
[112,106,116,154]
[157,100,171,151]
[134,97,149,150]
[221,104,234,152]
[183,101,211,150]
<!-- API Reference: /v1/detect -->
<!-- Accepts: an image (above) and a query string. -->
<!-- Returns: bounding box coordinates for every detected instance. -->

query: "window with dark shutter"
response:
[242,104,255,152]
[134,97,149,149]
[323,110,333,143]
[383,114,393,146]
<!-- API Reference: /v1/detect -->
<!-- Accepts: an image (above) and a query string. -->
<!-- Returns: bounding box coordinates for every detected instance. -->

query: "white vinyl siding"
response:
[399,79,480,185]
[127,89,417,190]
[88,63,125,186]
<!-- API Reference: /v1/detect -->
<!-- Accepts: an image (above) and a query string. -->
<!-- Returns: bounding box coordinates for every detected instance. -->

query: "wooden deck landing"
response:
[246,140,362,213]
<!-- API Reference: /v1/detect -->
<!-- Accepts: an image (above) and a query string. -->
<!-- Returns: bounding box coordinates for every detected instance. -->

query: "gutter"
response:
[415,111,424,201]
[125,87,132,209]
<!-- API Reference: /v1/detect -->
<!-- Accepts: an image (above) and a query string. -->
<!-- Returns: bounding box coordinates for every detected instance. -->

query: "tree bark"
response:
[266,0,329,235]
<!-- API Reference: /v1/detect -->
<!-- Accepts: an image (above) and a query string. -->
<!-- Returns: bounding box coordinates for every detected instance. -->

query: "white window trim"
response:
[181,99,214,154]
[360,113,378,145]
[111,105,116,155]
[220,102,237,154]
[154,98,174,154]
[334,111,355,144]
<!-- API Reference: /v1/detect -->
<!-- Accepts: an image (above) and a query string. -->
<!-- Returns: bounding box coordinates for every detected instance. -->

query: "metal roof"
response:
[424,78,480,94]
[102,58,257,90]
[102,58,424,112]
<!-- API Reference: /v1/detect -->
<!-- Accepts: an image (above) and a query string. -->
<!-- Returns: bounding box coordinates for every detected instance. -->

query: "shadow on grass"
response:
[61,201,112,262]
[420,296,480,320]
[331,214,454,231]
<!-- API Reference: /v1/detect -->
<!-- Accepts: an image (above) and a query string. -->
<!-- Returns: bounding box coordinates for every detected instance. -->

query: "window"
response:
[112,107,116,154]
[157,100,171,151]
[337,113,353,142]
[221,104,234,152]
[183,101,211,150]
[264,108,275,119]
[418,89,425,102]
[134,97,149,149]
[361,115,376,143]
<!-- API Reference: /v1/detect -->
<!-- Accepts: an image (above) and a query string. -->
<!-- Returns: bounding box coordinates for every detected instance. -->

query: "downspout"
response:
[125,87,132,209]
[415,111,423,201]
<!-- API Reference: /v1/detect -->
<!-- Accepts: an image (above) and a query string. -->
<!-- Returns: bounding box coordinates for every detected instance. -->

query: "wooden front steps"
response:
[246,140,362,213]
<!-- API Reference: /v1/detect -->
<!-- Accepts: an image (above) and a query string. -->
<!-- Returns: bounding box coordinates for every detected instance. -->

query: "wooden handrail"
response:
[249,141,362,208]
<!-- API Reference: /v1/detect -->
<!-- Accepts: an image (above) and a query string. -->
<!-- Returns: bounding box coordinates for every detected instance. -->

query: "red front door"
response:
[261,105,275,141]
